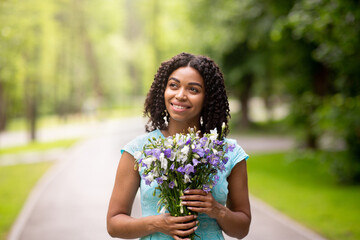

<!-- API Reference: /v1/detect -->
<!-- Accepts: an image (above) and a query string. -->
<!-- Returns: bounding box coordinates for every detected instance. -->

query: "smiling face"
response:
[164,66,205,127]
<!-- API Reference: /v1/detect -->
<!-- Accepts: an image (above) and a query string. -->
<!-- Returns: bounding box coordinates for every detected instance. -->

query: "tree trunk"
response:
[75,0,103,100]
[238,74,254,129]
[0,80,7,132]
[304,63,330,149]
[125,0,142,96]
[150,0,161,67]
[25,77,38,142]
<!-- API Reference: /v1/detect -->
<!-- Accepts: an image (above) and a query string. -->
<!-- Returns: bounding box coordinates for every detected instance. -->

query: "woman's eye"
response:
[169,82,178,88]
[190,87,199,93]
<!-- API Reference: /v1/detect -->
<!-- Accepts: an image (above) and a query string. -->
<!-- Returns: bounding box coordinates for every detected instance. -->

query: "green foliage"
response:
[0,162,53,240]
[249,152,360,240]
[316,95,360,183]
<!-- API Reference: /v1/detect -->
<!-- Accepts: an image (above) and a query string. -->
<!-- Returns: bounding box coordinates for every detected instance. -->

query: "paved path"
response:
[6,118,326,240]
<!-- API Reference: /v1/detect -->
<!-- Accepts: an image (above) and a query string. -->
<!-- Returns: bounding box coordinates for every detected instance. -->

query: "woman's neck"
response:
[161,118,201,137]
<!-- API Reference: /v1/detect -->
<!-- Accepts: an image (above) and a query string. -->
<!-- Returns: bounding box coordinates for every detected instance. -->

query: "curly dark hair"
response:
[144,52,231,137]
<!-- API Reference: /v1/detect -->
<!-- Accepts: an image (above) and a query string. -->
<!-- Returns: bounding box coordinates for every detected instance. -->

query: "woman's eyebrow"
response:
[188,82,203,88]
[168,77,203,88]
[169,77,180,82]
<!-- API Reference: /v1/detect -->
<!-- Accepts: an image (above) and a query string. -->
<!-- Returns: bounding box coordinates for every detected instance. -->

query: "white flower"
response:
[184,174,192,183]
[134,151,142,160]
[169,151,176,161]
[178,154,187,164]
[159,153,167,170]
[181,145,189,155]
[142,156,155,166]
[145,173,154,182]
[210,128,218,141]
[164,138,173,148]
[160,206,166,214]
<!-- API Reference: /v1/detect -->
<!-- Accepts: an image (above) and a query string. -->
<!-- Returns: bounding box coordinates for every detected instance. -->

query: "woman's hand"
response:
[155,213,198,240]
[180,189,225,219]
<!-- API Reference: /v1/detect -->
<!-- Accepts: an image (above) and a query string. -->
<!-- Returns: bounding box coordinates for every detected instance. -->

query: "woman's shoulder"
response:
[121,129,162,156]
[223,137,249,169]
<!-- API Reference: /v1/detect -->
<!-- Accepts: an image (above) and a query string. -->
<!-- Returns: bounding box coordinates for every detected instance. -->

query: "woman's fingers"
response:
[173,225,198,239]
[180,190,223,218]
[175,220,198,230]
[160,213,198,238]
[169,214,197,223]
[184,189,207,195]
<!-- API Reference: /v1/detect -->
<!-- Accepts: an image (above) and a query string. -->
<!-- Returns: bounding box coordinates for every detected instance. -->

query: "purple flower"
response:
[219,163,225,172]
[228,144,236,152]
[209,154,220,166]
[213,175,220,184]
[184,164,195,175]
[203,184,211,193]
[199,137,208,147]
[156,177,164,185]
[177,166,185,174]
[185,138,191,145]
[215,140,223,145]
[192,158,200,166]
[204,148,210,155]
[193,147,205,157]
[145,179,152,185]
[169,181,175,189]
[144,149,152,155]
[152,149,161,159]
[164,148,172,158]
[223,156,229,164]
[170,163,175,171]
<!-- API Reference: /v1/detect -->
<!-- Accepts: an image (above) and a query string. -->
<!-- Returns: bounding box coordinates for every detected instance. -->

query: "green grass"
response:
[0,162,53,240]
[248,152,360,240]
[0,138,79,155]
[7,105,143,132]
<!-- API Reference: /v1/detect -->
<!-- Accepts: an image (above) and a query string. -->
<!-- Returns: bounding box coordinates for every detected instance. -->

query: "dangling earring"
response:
[200,116,203,126]
[163,110,169,126]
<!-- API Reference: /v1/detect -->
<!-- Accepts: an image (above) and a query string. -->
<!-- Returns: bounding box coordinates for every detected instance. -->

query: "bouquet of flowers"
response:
[134,124,235,239]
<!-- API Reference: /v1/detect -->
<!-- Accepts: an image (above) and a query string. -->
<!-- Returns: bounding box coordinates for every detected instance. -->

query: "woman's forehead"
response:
[168,67,204,84]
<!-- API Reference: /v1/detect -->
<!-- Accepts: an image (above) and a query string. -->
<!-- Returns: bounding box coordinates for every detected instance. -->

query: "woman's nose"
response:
[175,88,186,101]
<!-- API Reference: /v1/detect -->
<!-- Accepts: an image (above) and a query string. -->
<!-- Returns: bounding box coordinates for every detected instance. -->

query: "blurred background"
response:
[0,0,359,240]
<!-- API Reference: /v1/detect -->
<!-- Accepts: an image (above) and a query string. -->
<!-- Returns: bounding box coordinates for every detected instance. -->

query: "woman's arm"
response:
[107,151,198,239]
[181,160,251,239]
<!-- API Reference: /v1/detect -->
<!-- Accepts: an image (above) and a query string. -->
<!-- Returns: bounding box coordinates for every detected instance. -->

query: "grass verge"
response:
[0,162,53,240]
[6,105,143,132]
[248,152,360,240]
[0,139,79,156]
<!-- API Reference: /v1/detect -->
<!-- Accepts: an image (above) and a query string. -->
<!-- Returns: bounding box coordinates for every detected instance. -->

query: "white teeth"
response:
[173,104,186,109]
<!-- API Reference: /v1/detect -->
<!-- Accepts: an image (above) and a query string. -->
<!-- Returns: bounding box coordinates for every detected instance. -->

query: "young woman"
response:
[107,53,251,240]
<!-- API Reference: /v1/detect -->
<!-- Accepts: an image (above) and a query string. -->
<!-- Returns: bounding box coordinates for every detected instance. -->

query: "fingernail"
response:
[184,190,189,193]
[194,226,198,231]
[180,196,185,199]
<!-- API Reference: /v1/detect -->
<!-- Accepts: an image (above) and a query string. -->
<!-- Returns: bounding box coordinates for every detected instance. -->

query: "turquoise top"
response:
[121,129,249,240]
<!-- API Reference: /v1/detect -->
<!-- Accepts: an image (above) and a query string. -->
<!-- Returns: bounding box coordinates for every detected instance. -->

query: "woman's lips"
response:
[170,103,190,111]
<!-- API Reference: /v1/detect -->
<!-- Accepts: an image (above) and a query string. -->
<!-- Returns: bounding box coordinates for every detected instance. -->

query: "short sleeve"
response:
[121,130,163,157]
[225,138,249,170]
[121,136,142,157]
